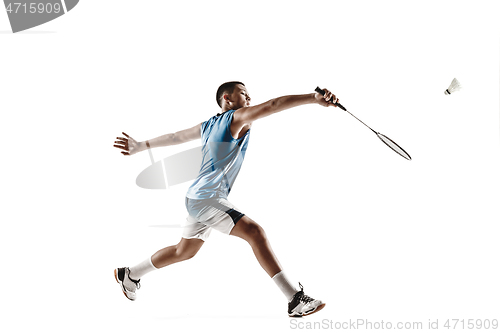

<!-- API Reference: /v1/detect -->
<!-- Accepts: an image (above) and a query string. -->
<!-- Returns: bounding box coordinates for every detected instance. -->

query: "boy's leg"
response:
[229,215,282,277]
[229,215,325,317]
[151,237,204,268]
[129,237,204,278]
[115,237,204,301]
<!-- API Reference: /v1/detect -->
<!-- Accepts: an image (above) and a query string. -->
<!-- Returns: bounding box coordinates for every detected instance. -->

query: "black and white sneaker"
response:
[114,267,141,301]
[288,283,325,317]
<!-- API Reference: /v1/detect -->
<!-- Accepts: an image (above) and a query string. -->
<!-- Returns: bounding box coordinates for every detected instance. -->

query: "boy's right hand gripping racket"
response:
[315,87,411,160]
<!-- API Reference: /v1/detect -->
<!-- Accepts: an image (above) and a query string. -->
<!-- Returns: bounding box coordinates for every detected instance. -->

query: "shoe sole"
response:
[114,269,135,301]
[289,303,326,317]
[303,303,326,317]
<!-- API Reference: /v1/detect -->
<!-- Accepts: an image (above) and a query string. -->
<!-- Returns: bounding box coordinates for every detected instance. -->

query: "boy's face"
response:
[226,84,251,109]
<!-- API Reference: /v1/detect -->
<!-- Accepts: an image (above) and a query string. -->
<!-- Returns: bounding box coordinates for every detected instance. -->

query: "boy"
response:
[113,82,338,317]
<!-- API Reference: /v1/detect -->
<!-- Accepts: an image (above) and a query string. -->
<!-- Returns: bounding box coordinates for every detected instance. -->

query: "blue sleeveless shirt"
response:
[186,110,250,199]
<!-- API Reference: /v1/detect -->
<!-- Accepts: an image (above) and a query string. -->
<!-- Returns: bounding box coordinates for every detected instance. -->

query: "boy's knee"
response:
[245,222,267,243]
[182,251,197,261]
[175,243,199,261]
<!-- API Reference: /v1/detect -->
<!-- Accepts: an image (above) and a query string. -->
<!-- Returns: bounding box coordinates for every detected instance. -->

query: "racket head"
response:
[376,133,412,160]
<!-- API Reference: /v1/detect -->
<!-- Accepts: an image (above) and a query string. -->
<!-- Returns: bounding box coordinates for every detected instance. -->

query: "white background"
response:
[1,1,499,332]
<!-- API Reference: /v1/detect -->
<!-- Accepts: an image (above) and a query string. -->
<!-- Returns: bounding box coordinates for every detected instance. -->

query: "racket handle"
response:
[314,86,346,111]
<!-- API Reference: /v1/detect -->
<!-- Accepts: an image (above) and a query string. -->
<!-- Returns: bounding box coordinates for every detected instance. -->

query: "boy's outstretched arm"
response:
[114,123,202,156]
[232,88,338,131]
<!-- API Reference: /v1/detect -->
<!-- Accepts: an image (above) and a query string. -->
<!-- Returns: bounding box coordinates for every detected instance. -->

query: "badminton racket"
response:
[315,87,411,160]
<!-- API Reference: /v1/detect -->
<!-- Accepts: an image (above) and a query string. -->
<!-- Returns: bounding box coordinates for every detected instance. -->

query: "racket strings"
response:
[376,133,411,160]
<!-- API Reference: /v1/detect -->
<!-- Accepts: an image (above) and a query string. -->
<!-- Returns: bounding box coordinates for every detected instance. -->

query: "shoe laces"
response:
[297,282,315,304]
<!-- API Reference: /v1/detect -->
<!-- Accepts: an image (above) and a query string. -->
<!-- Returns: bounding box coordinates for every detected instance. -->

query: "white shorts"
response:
[182,197,245,241]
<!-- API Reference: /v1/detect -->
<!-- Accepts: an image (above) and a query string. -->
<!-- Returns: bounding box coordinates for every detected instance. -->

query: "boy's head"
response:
[216,81,250,110]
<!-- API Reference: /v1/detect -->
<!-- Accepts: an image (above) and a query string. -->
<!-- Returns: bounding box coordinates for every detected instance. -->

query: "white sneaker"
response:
[288,283,325,317]
[114,267,141,301]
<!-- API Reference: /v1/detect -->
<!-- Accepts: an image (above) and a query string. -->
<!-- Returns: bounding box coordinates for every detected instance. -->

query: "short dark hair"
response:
[216,81,245,108]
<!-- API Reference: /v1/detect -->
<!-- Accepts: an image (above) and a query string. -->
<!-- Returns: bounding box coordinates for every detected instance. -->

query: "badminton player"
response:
[113,82,338,317]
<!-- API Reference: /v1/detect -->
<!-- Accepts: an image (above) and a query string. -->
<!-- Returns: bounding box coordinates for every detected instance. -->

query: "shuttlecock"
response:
[445,78,461,95]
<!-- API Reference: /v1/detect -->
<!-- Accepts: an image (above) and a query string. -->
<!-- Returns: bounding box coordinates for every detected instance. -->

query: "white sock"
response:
[272,271,299,302]
[129,256,158,280]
